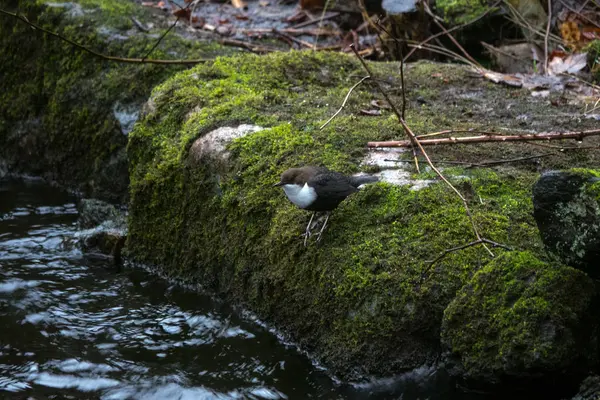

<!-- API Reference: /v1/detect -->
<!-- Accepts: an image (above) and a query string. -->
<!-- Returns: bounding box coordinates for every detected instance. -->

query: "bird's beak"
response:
[273,182,283,187]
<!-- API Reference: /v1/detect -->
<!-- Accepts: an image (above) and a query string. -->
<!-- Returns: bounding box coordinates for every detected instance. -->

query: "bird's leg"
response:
[314,212,330,243]
[303,212,316,247]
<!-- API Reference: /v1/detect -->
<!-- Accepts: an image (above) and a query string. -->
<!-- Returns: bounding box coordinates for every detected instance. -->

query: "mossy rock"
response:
[441,251,597,385]
[533,169,600,277]
[0,0,229,202]
[126,47,600,382]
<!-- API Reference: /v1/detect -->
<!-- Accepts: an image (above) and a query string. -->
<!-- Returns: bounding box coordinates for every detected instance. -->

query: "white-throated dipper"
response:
[274,166,379,245]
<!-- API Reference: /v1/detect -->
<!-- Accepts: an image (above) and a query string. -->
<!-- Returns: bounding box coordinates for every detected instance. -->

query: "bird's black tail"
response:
[350,174,379,187]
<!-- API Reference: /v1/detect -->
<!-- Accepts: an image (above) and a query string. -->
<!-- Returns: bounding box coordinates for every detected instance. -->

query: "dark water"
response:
[0,178,470,400]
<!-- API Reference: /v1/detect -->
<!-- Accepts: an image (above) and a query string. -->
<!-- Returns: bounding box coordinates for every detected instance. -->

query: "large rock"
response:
[572,375,600,400]
[0,0,228,202]
[126,48,600,383]
[442,251,597,386]
[533,169,600,277]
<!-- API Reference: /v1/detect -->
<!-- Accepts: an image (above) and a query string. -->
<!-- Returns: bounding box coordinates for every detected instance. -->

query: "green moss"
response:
[127,50,586,379]
[442,251,596,380]
[585,40,600,83]
[436,0,491,24]
[0,0,231,201]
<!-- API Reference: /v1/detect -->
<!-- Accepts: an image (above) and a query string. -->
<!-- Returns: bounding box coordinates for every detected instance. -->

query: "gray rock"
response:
[533,170,600,277]
[572,375,600,400]
[77,198,124,229]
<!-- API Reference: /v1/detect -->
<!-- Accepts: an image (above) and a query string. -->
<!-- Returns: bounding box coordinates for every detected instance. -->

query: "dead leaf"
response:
[231,0,247,9]
[234,14,249,21]
[548,52,588,75]
[173,8,191,20]
[360,109,382,116]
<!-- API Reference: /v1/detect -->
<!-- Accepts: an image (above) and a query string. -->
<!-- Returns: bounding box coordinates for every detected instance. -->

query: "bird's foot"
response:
[302,212,318,247]
[313,213,330,244]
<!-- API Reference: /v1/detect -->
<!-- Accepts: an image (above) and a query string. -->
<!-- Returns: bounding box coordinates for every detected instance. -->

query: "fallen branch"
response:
[0,8,211,65]
[368,129,600,148]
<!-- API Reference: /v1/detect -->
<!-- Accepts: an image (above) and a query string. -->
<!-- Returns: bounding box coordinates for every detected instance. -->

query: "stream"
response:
[0,177,484,399]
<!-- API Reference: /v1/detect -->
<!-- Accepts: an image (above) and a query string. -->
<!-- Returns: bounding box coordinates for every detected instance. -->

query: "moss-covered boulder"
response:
[0,0,228,202]
[533,169,600,277]
[441,251,597,385]
[127,47,600,383]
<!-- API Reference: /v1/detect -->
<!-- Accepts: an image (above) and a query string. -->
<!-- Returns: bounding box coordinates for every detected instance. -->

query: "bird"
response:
[273,166,379,245]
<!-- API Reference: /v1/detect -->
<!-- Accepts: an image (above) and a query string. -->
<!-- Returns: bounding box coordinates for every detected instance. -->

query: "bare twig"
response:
[0,8,211,64]
[291,11,340,29]
[368,129,600,147]
[384,153,552,168]
[142,13,182,61]
[349,44,493,257]
[559,0,600,29]
[320,76,371,130]
[424,239,512,271]
[423,2,481,67]
[274,29,315,49]
[544,0,551,75]
[238,27,342,36]
[404,0,502,62]
[376,18,416,169]
[130,17,149,33]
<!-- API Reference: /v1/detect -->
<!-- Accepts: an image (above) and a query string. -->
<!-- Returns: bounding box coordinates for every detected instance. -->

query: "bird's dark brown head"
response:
[273,166,321,187]
[274,168,304,187]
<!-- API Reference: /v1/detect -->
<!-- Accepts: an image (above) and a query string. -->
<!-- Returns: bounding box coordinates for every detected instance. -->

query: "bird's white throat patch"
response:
[282,183,317,209]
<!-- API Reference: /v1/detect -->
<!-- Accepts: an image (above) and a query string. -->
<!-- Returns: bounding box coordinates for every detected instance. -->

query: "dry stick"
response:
[348,44,494,258]
[559,0,600,29]
[0,8,211,65]
[374,21,420,172]
[422,3,481,67]
[320,76,371,130]
[367,129,600,148]
[525,141,600,151]
[425,239,512,269]
[543,0,552,75]
[503,1,562,43]
[291,12,340,29]
[239,27,342,36]
[142,13,181,61]
[403,0,503,62]
[385,153,552,168]
[273,29,315,49]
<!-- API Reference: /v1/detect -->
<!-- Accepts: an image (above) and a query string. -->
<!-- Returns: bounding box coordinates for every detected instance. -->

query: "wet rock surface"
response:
[76,198,127,267]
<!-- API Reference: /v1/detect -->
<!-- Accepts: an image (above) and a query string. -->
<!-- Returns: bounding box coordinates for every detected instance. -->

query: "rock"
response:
[533,170,600,277]
[441,251,597,386]
[127,49,600,383]
[76,198,127,268]
[77,198,124,229]
[0,0,232,202]
[572,375,600,400]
